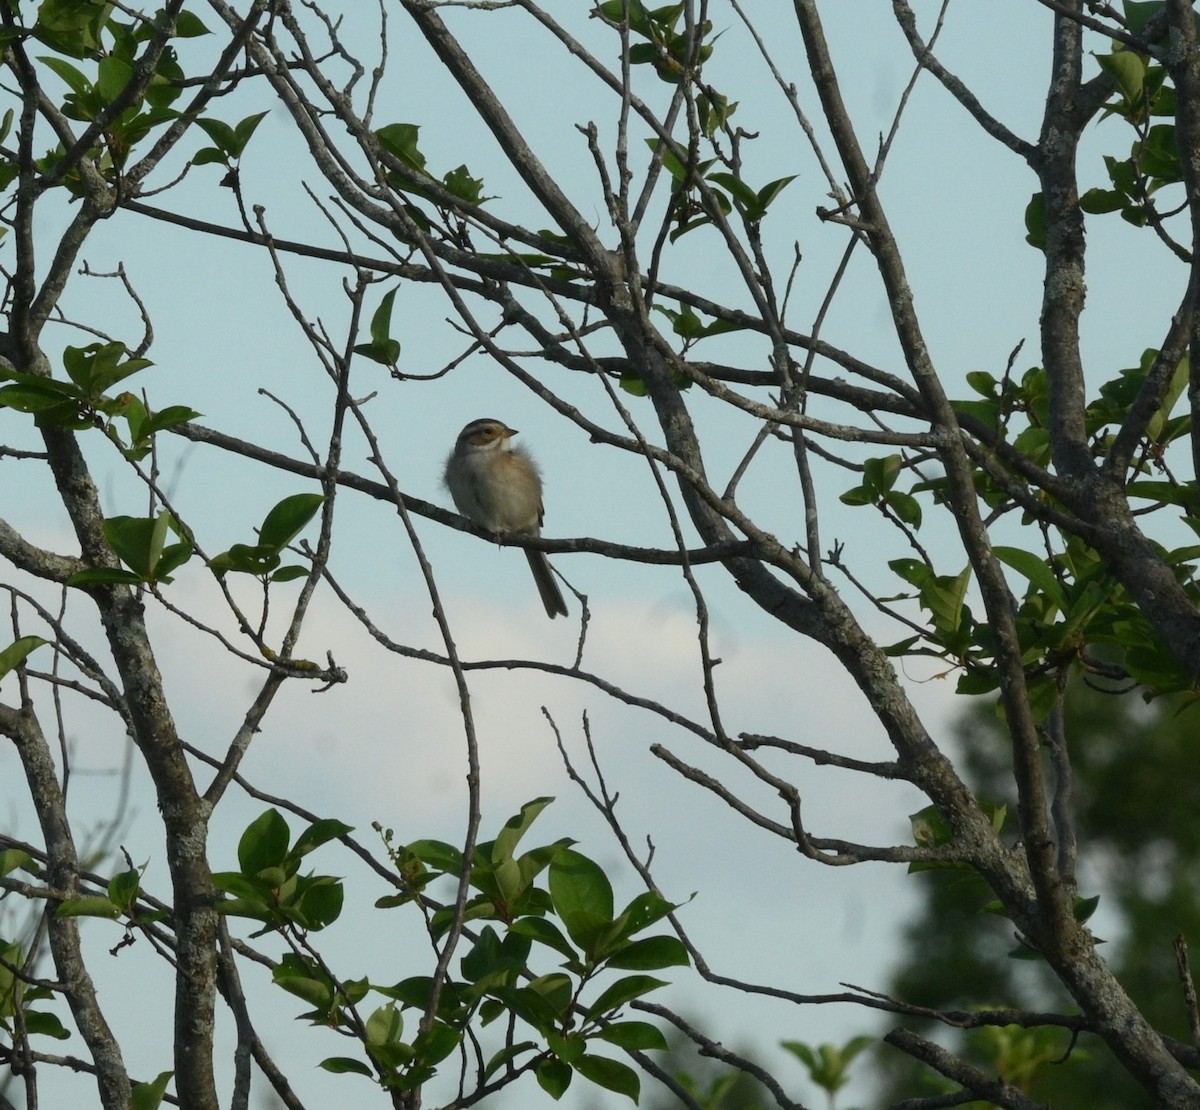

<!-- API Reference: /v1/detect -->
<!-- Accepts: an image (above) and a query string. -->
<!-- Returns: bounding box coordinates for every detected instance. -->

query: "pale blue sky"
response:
[0,3,1182,1106]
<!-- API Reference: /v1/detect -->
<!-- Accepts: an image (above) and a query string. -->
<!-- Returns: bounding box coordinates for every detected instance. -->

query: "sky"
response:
[0,2,1184,1107]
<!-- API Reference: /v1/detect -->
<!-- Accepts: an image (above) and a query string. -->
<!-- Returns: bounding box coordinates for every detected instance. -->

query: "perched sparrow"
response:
[444,417,568,618]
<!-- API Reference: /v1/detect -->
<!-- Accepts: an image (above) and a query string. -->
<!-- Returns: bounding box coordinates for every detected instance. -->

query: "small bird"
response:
[444,417,568,618]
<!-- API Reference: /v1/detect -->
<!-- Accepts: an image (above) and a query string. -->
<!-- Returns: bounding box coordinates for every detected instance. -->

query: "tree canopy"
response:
[2,2,1200,1108]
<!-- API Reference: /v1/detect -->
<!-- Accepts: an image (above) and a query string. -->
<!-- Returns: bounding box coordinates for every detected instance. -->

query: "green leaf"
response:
[141,405,201,437]
[192,146,228,167]
[889,558,932,589]
[23,1008,70,1039]
[1024,192,1046,250]
[269,565,309,583]
[925,566,971,639]
[484,1041,539,1080]
[596,1019,669,1051]
[585,974,667,1019]
[619,366,648,396]
[208,542,280,578]
[378,975,434,1008]
[839,486,873,507]
[238,809,291,876]
[965,370,997,397]
[319,1057,374,1077]
[353,288,402,366]
[101,512,191,584]
[574,1054,641,1102]
[67,567,146,587]
[461,925,504,983]
[34,0,112,56]
[755,173,797,213]
[406,839,464,874]
[365,1002,404,1048]
[63,341,152,395]
[864,454,901,494]
[414,1019,460,1066]
[107,867,141,911]
[1098,49,1146,107]
[376,122,427,171]
[0,635,48,683]
[38,55,93,97]
[131,1071,173,1110]
[1140,123,1180,181]
[443,163,486,204]
[510,917,578,961]
[909,804,952,849]
[782,1036,873,1094]
[886,490,922,529]
[993,546,1067,610]
[494,796,555,863]
[174,10,210,37]
[55,896,122,919]
[706,170,759,210]
[258,493,325,550]
[295,876,344,930]
[604,934,689,970]
[232,111,269,154]
[549,848,614,953]
[1124,0,1167,36]
[293,818,353,858]
[197,112,267,159]
[1075,893,1101,923]
[0,849,36,877]
[536,1055,573,1099]
[96,54,131,103]
[275,972,335,1009]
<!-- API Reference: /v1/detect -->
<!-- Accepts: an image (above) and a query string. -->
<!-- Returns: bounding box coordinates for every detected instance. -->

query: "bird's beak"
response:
[504,427,519,438]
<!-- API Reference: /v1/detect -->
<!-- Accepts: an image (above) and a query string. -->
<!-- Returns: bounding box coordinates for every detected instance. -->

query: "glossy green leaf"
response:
[96,54,131,103]
[574,1054,640,1102]
[0,635,48,683]
[549,848,614,952]
[1024,192,1046,250]
[38,55,93,97]
[101,512,191,583]
[1098,49,1146,107]
[296,876,344,930]
[365,1002,404,1048]
[585,973,667,1019]
[24,1008,70,1039]
[604,934,689,970]
[510,916,578,961]
[319,1057,373,1076]
[993,546,1067,609]
[131,1071,173,1110]
[141,405,201,437]
[238,809,291,876]
[107,867,141,911]
[494,796,555,863]
[376,122,426,171]
[536,1055,573,1099]
[484,1041,539,1080]
[293,818,352,858]
[55,896,122,919]
[0,849,35,877]
[406,839,464,874]
[174,10,210,37]
[887,490,922,528]
[414,1019,460,1065]
[259,493,325,550]
[596,1019,669,1051]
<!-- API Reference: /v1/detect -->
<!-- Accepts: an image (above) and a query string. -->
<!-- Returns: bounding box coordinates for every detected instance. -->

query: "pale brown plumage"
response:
[443,418,568,618]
